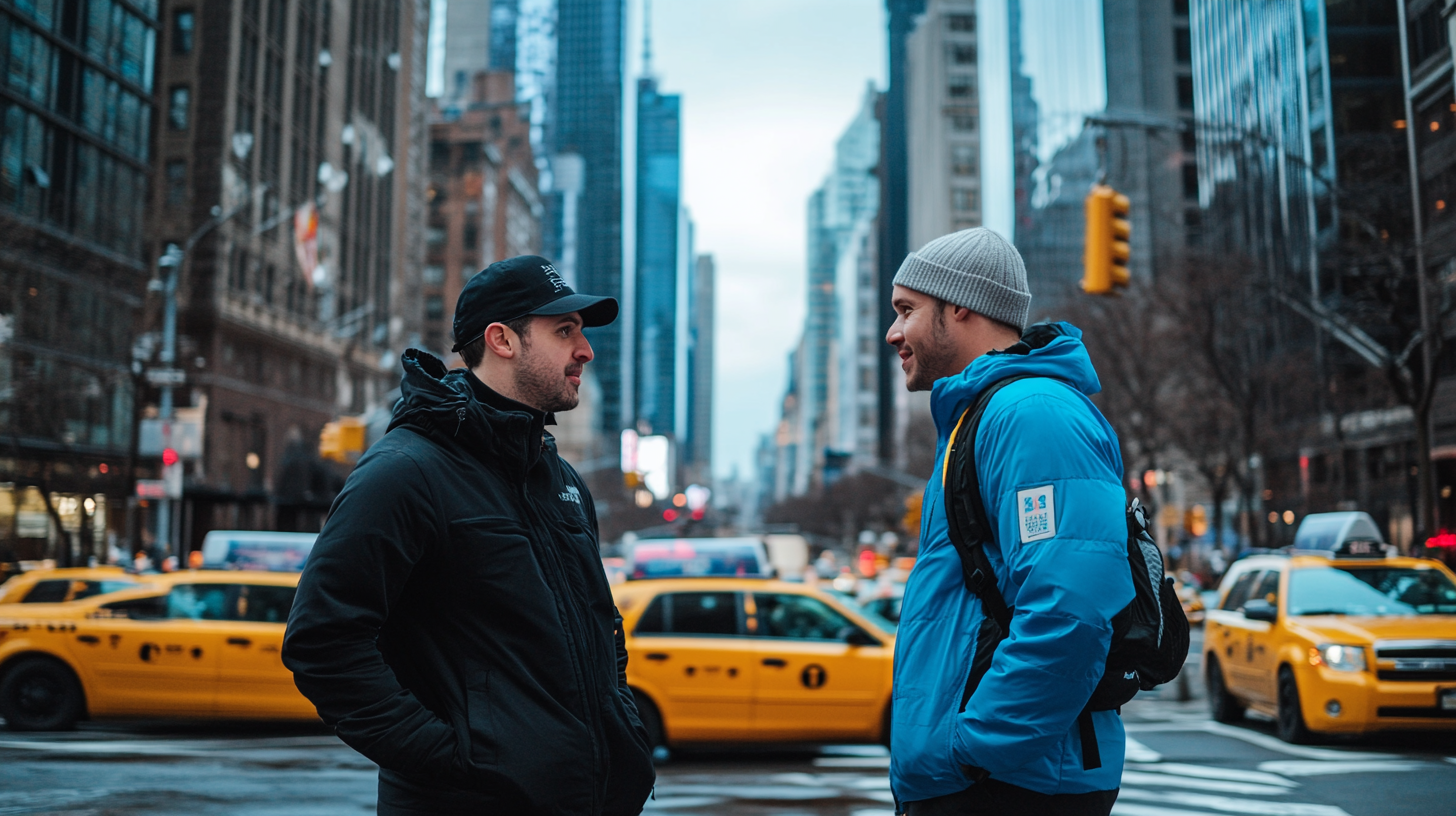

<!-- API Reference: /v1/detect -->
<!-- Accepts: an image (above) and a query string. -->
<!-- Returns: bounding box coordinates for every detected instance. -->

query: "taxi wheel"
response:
[1276,666,1315,745]
[0,657,84,731]
[1205,656,1244,723]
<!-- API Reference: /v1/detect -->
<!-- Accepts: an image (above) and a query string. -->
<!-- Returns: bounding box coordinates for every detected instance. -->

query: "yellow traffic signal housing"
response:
[1082,185,1132,295]
[319,416,366,463]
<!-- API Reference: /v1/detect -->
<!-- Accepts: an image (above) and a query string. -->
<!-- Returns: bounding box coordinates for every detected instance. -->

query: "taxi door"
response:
[1243,569,1283,703]
[82,587,223,716]
[628,590,756,741]
[216,583,314,718]
[1220,570,1274,699]
[747,591,889,741]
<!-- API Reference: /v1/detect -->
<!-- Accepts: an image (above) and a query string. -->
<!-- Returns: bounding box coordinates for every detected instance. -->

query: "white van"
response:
[199,530,318,572]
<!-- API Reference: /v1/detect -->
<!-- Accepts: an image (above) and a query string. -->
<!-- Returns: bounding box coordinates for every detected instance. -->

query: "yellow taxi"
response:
[613,577,894,750]
[0,566,145,605]
[0,570,315,730]
[1204,542,1456,743]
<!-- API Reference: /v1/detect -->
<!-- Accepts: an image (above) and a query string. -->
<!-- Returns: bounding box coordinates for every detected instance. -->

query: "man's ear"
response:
[951,304,975,323]
[482,323,518,359]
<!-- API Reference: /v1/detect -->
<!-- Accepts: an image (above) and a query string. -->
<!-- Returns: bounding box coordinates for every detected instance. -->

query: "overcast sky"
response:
[640,0,887,480]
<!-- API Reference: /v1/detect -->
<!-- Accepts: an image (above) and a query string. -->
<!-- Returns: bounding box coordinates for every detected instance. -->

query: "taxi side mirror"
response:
[840,626,880,647]
[1241,599,1277,623]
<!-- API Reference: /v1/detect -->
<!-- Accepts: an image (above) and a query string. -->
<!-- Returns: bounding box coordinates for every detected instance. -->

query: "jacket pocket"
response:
[465,671,499,767]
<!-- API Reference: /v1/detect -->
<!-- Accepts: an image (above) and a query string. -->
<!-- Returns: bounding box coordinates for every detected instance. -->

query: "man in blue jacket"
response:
[885,227,1132,815]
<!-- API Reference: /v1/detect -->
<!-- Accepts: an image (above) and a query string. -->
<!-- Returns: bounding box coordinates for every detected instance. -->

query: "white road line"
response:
[1116,803,1266,816]
[0,740,215,757]
[1116,791,1352,816]
[1124,721,1394,761]
[813,756,891,768]
[1120,771,1296,796]
[1128,762,1296,787]
[1256,760,1432,777]
[1126,735,1164,763]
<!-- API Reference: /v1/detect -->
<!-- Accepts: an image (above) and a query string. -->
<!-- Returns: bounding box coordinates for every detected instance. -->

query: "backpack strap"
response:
[941,374,1039,630]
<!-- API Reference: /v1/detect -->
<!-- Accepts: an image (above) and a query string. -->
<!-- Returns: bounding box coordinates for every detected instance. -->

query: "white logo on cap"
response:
[542,263,567,292]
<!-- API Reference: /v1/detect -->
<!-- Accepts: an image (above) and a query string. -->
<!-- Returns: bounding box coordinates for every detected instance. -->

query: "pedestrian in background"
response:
[885,228,1132,815]
[283,255,656,816]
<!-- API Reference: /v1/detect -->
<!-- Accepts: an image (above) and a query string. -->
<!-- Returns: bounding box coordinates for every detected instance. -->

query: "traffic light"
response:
[319,416,366,463]
[1082,185,1131,295]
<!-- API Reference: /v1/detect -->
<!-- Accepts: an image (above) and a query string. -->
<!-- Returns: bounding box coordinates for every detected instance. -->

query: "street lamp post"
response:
[145,194,261,564]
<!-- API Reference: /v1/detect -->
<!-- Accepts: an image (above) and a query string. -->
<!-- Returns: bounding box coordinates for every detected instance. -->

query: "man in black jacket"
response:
[283,255,656,816]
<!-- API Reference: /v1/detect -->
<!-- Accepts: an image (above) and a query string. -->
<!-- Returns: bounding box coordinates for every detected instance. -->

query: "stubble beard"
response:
[513,339,582,413]
[905,310,957,392]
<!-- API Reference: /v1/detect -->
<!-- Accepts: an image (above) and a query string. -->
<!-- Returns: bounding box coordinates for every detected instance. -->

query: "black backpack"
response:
[942,375,1190,771]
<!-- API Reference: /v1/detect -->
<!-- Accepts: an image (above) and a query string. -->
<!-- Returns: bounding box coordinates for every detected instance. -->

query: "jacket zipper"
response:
[518,480,607,814]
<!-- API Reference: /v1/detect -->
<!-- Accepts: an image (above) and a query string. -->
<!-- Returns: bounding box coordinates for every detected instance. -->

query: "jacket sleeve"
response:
[283,447,467,783]
[951,390,1134,775]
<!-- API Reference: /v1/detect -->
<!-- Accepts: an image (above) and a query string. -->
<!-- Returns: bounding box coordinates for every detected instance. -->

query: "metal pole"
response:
[156,245,181,565]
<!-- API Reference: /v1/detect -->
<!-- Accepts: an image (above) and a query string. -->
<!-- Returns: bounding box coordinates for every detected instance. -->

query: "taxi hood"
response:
[1289,613,1456,644]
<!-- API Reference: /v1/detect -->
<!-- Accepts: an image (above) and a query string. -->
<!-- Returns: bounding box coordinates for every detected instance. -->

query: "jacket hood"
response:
[930,322,1102,432]
[389,348,544,471]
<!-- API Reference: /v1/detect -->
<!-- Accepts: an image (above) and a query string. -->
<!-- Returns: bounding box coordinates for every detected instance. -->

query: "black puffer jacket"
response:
[283,349,655,815]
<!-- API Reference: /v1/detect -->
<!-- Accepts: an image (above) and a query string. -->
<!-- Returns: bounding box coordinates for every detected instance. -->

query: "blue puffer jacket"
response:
[890,323,1133,804]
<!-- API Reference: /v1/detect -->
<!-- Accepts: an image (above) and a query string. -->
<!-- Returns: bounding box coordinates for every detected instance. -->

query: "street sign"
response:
[145,368,187,386]
[136,480,167,499]
[138,418,204,458]
[162,462,183,499]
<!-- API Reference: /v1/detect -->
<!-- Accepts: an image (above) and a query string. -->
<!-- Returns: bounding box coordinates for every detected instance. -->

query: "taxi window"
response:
[755,593,856,641]
[1221,570,1261,611]
[1252,570,1281,606]
[166,584,233,620]
[1288,566,1456,616]
[20,580,72,603]
[100,595,168,619]
[235,584,295,623]
[634,592,741,636]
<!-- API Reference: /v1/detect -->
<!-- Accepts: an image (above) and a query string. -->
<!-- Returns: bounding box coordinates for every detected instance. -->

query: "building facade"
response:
[549,0,625,442]
[0,0,160,563]
[683,252,714,486]
[144,0,430,548]
[906,0,982,249]
[425,70,541,356]
[632,69,680,437]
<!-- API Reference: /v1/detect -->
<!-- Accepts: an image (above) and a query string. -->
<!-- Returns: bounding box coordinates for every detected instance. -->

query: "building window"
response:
[1408,3,1447,70]
[463,223,478,249]
[423,265,445,285]
[1176,75,1194,111]
[947,75,974,99]
[1182,162,1199,200]
[950,114,977,133]
[948,14,974,32]
[426,226,447,248]
[952,188,979,212]
[173,10,195,55]
[1174,25,1191,64]
[951,144,977,175]
[949,43,977,65]
[165,159,187,206]
[425,295,445,320]
[168,85,190,130]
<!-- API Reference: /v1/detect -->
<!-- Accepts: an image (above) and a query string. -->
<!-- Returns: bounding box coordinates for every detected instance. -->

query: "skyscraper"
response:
[633,63,681,436]
[551,0,625,440]
[0,0,161,561]
[684,253,716,485]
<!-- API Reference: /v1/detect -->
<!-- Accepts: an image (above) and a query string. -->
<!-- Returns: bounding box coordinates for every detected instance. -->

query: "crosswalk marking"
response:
[1117,788,1351,815]
[1113,802,1351,816]
[1121,770,1297,796]
[1129,763,1296,787]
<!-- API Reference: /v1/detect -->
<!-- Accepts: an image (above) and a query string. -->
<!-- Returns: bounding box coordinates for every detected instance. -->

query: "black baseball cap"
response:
[451,255,618,352]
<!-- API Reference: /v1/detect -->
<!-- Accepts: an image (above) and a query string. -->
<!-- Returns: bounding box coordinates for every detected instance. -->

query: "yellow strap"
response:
[941,406,974,489]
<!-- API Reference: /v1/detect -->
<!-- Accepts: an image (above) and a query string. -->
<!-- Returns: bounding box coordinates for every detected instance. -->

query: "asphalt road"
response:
[2,638,1454,816]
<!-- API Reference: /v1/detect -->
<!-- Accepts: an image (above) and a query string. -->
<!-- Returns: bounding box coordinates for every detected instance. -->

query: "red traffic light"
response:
[690,509,705,521]
[161,448,179,467]
[663,509,679,522]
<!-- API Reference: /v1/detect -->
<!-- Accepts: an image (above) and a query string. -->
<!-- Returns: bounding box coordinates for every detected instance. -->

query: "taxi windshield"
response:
[1287,566,1456,616]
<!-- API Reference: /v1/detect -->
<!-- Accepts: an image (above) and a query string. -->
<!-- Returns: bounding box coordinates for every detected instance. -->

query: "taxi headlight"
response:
[1315,644,1367,672]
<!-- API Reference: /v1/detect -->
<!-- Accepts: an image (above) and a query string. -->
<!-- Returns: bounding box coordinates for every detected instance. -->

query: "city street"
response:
[2,689,1453,815]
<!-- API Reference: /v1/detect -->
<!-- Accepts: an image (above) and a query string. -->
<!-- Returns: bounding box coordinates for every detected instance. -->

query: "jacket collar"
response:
[388,349,548,473]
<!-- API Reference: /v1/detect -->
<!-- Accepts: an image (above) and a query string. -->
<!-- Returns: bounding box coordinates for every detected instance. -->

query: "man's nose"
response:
[577,337,594,363]
[886,319,903,346]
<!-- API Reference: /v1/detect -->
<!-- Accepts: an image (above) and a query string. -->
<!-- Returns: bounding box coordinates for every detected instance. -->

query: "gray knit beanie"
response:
[892,227,1031,331]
